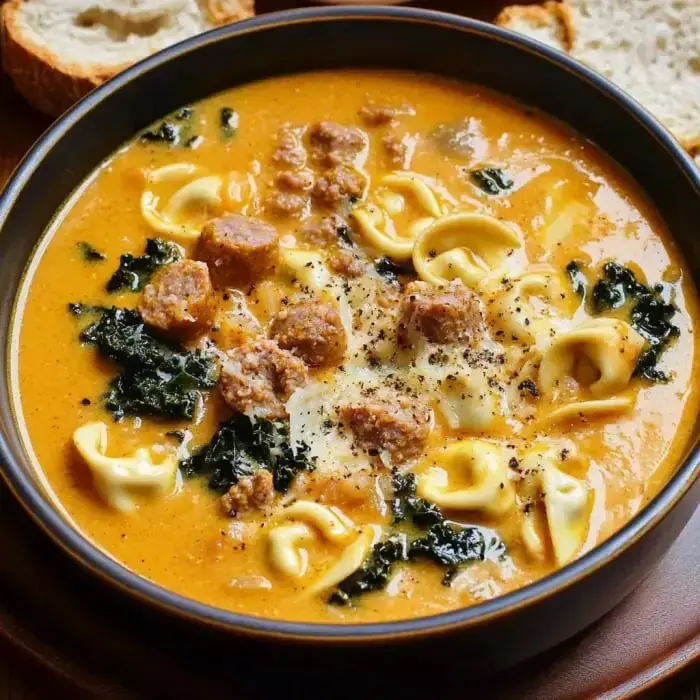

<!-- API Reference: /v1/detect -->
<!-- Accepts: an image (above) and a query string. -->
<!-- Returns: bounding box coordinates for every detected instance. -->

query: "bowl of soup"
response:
[1,6,699,671]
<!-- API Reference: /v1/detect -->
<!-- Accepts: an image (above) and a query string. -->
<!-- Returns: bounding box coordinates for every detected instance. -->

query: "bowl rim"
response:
[1,5,699,642]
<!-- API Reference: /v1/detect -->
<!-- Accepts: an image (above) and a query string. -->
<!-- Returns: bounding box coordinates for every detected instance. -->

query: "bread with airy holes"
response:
[1,0,255,117]
[497,0,700,156]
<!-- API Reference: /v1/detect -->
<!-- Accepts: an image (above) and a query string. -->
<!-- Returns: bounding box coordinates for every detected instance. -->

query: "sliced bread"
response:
[1,0,255,117]
[496,0,700,158]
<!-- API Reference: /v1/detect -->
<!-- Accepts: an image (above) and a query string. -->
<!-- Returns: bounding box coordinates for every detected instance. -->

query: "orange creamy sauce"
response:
[15,71,700,623]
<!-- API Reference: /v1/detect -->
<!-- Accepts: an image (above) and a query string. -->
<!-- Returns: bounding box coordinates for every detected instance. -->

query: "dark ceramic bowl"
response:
[1,6,699,673]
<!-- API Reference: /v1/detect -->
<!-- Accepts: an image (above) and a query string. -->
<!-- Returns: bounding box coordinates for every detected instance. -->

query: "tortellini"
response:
[352,171,452,261]
[267,501,378,593]
[304,525,382,596]
[539,318,645,397]
[72,422,178,513]
[280,248,332,292]
[534,318,645,424]
[517,446,591,566]
[141,163,224,241]
[413,213,521,288]
[486,265,577,344]
[435,367,500,432]
[415,440,515,517]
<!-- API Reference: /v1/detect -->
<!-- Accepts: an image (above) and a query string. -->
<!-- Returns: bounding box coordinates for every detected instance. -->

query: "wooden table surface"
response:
[1,3,699,698]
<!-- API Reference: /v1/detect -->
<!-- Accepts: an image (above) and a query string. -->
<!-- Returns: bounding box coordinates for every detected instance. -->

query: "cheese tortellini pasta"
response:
[141,163,225,241]
[537,318,645,422]
[486,265,578,344]
[72,422,178,513]
[352,171,452,260]
[413,213,521,288]
[517,446,591,566]
[539,318,645,398]
[415,440,515,517]
[267,501,379,594]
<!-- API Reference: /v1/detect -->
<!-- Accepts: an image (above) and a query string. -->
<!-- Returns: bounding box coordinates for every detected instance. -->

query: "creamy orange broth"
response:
[16,71,700,623]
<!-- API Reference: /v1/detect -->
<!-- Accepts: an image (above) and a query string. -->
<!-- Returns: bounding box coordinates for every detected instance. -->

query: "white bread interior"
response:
[1,0,255,116]
[497,0,700,156]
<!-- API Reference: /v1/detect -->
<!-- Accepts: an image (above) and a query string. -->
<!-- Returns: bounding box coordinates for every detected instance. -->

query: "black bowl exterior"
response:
[1,7,699,670]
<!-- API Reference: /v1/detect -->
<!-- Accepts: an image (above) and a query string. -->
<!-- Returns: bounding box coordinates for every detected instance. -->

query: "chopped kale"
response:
[140,106,196,146]
[180,415,314,494]
[470,167,513,195]
[174,107,194,121]
[77,241,106,262]
[591,261,647,313]
[330,470,509,605]
[566,260,587,298]
[80,307,217,420]
[68,302,108,317]
[329,535,408,606]
[409,521,491,567]
[180,415,258,492]
[140,121,180,144]
[391,470,442,528]
[336,222,354,247]
[590,261,680,382]
[375,256,414,284]
[106,238,181,293]
[165,430,186,444]
[220,107,238,139]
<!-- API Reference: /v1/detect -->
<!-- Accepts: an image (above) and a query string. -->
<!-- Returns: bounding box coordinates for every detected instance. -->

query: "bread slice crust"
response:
[1,0,254,117]
[497,0,700,158]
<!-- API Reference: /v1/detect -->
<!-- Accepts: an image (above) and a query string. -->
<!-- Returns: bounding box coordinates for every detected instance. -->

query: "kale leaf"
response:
[409,521,491,567]
[181,415,314,494]
[68,302,108,317]
[77,241,106,262]
[329,535,408,606]
[220,107,238,139]
[375,256,414,284]
[106,238,181,293]
[566,260,588,298]
[590,262,680,382]
[391,470,442,528]
[470,167,513,195]
[591,261,648,313]
[330,470,508,605]
[140,106,196,146]
[80,308,217,420]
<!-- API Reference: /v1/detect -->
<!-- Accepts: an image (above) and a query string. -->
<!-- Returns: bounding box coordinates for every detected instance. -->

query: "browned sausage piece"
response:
[276,170,314,192]
[197,215,280,288]
[312,165,365,209]
[359,104,400,127]
[219,338,309,420]
[269,301,347,368]
[265,191,308,219]
[327,248,365,278]
[138,259,214,337]
[398,280,483,346]
[338,396,431,464]
[271,125,307,169]
[264,170,313,219]
[308,121,367,166]
[221,469,274,517]
[300,214,351,247]
[383,134,408,166]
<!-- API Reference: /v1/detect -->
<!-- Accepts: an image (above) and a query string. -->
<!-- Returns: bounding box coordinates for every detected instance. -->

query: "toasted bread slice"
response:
[497,0,700,156]
[1,0,255,117]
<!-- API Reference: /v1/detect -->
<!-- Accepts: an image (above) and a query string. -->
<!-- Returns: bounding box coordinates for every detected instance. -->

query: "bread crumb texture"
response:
[497,0,700,154]
[1,0,255,116]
